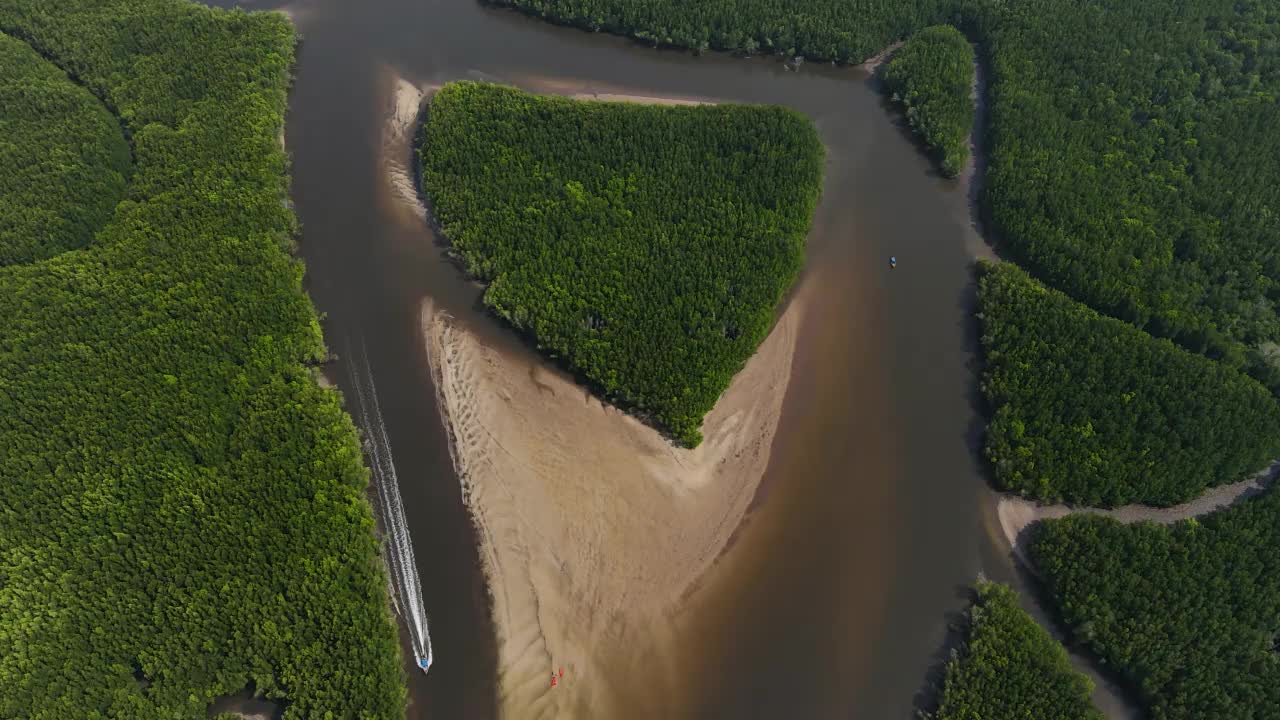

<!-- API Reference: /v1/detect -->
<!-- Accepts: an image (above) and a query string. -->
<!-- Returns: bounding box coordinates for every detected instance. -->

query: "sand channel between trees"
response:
[995,461,1280,567]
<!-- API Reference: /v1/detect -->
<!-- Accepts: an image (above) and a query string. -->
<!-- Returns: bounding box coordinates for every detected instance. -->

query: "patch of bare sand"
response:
[996,462,1280,566]
[513,73,718,106]
[378,68,440,220]
[570,92,707,105]
[422,284,804,719]
[248,2,307,27]
[858,40,904,73]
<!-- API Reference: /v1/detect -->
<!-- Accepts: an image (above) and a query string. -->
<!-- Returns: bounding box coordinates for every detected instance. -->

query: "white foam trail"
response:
[347,336,434,673]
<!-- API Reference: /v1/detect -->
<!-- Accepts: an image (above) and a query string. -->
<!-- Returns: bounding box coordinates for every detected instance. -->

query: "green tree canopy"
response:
[1031,493,1280,719]
[978,262,1280,507]
[492,0,1280,389]
[882,24,975,177]
[0,1,405,716]
[419,81,823,446]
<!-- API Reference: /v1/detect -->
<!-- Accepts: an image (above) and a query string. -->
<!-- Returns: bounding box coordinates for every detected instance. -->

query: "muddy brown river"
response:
[206,0,1132,717]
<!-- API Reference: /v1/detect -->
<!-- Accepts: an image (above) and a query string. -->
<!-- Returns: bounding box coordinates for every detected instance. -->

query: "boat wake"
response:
[347,336,434,673]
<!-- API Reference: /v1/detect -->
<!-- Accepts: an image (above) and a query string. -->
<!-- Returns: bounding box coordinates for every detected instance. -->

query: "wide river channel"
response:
[209,0,1126,717]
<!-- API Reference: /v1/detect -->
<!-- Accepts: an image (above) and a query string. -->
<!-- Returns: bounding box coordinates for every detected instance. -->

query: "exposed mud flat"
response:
[420,284,804,718]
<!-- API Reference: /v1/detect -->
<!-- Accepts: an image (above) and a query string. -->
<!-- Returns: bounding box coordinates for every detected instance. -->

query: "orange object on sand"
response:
[550,676,557,688]
[559,668,565,678]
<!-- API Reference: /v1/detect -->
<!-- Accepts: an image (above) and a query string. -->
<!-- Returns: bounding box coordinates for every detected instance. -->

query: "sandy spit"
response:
[421,285,804,718]
[996,462,1280,565]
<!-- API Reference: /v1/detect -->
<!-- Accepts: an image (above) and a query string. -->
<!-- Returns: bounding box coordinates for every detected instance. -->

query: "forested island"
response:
[978,262,1280,507]
[0,1,404,716]
[418,81,823,446]
[927,581,1101,720]
[881,25,974,177]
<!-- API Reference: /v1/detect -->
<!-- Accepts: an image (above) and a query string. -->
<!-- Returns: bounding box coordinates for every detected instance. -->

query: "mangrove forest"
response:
[928,581,1102,720]
[0,1,405,716]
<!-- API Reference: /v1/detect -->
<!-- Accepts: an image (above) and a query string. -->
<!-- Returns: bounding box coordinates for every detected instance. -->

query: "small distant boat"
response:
[418,656,431,674]
[889,256,897,269]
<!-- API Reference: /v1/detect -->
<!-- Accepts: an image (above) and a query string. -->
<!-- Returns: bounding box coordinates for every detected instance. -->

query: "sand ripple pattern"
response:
[421,290,802,719]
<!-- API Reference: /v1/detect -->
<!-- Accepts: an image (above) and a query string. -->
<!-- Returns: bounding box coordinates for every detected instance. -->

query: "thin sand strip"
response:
[514,72,718,106]
[422,286,803,719]
[996,461,1280,566]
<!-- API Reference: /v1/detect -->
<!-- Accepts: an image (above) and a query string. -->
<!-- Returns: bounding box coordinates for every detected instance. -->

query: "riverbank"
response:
[949,45,1134,719]
[421,281,804,717]
[381,69,435,218]
[513,73,717,105]
[858,40,903,73]
[960,44,998,263]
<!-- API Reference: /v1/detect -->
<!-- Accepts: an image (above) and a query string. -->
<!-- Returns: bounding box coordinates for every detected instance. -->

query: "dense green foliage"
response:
[486,0,956,61]
[980,0,1280,388]
[1030,495,1280,719]
[419,81,823,446]
[881,25,974,177]
[0,32,129,265]
[929,581,1101,720]
[977,263,1280,507]
[0,1,404,717]
[492,0,1280,388]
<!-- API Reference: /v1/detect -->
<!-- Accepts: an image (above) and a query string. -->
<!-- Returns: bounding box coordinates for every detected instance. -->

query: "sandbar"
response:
[379,70,437,219]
